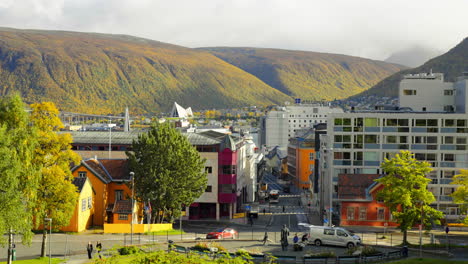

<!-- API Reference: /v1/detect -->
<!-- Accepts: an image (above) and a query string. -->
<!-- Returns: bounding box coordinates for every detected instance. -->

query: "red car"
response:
[206,228,238,239]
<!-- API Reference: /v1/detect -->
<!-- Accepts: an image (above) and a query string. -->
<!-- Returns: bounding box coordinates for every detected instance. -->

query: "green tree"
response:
[0,95,41,262]
[450,169,468,224]
[376,151,444,244]
[127,122,207,223]
[29,102,81,257]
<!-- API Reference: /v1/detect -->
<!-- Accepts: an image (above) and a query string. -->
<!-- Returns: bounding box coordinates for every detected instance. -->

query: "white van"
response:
[300,224,361,249]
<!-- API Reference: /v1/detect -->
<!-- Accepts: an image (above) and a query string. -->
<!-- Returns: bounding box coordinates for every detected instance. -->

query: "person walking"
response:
[282,205,285,213]
[96,241,102,259]
[262,231,269,245]
[280,224,290,251]
[86,242,93,259]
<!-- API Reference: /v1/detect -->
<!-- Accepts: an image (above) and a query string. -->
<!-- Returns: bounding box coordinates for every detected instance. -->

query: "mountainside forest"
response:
[200,47,406,101]
[0,27,406,114]
[355,37,468,98]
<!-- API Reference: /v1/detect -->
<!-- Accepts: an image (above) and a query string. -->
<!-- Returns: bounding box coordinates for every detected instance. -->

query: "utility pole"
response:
[130,172,135,245]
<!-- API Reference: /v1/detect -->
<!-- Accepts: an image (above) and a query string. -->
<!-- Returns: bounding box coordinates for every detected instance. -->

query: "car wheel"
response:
[314,239,322,246]
[347,242,355,249]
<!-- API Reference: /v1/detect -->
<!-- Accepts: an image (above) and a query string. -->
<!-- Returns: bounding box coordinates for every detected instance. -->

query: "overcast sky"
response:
[0,0,467,60]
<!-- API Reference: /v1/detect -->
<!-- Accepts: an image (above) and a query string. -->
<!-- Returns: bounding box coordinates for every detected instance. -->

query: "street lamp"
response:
[327,147,334,227]
[129,172,135,245]
[44,218,52,264]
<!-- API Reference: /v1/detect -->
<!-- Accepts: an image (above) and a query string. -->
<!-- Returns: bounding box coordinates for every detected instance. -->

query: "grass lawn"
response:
[0,257,63,264]
[146,229,185,236]
[390,258,468,264]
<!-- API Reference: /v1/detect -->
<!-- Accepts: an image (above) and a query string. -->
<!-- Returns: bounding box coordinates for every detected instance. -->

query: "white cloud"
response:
[0,0,466,60]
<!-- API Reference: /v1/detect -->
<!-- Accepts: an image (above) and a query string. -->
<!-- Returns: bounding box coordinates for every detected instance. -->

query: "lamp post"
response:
[129,172,135,245]
[328,147,333,227]
[108,120,115,159]
[44,218,52,264]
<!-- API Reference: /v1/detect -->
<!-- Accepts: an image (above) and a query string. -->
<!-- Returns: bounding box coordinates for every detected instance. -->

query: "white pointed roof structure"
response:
[170,102,193,118]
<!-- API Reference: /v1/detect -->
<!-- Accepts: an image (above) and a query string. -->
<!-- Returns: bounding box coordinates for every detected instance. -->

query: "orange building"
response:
[338,175,398,227]
[61,177,94,232]
[71,158,136,227]
[287,131,316,189]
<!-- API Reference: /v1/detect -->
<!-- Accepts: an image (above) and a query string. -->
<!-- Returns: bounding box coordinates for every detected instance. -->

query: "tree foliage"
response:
[127,122,207,223]
[450,169,468,224]
[376,151,444,244]
[30,102,81,257]
[0,94,41,246]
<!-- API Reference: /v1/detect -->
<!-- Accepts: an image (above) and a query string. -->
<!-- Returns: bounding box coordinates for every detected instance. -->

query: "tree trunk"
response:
[403,230,408,245]
[7,229,12,264]
[41,228,47,257]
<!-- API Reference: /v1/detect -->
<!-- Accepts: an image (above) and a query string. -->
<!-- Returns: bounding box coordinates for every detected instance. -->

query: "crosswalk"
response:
[279,194,301,198]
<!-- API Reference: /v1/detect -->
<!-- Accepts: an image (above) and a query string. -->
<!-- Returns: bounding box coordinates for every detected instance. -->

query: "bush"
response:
[118,245,141,255]
[190,242,210,252]
[347,246,381,256]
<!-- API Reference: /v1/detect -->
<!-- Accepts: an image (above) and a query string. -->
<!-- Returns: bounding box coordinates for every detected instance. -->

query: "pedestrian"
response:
[298,200,300,206]
[280,224,290,251]
[282,205,285,213]
[301,233,309,243]
[293,233,299,244]
[263,208,266,215]
[262,231,269,245]
[96,241,102,259]
[86,241,93,259]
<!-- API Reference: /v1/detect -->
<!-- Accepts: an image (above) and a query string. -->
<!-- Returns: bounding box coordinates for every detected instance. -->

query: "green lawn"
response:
[0,257,63,264]
[390,258,468,264]
[146,229,185,236]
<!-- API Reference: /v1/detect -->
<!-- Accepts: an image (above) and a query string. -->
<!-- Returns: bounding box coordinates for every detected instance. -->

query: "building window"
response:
[347,207,355,220]
[377,208,385,221]
[403,89,416,95]
[205,166,213,173]
[88,197,92,209]
[81,199,87,212]
[359,207,367,220]
[205,185,212,192]
[118,214,129,220]
[309,152,314,160]
[444,90,454,96]
[115,190,123,201]
[78,171,87,178]
[222,165,236,174]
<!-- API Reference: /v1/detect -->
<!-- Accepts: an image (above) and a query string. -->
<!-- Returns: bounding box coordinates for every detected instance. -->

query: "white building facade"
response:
[260,103,343,151]
[319,73,468,224]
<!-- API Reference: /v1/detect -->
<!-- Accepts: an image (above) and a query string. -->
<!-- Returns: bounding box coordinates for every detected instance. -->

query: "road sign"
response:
[245,205,251,211]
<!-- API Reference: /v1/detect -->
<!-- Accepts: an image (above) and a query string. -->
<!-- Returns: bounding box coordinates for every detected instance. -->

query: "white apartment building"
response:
[260,103,343,151]
[400,72,468,113]
[320,73,468,224]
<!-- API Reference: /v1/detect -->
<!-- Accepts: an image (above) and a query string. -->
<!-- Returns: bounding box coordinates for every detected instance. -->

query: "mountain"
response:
[385,46,443,68]
[0,28,405,114]
[355,37,468,98]
[0,28,290,114]
[199,47,407,101]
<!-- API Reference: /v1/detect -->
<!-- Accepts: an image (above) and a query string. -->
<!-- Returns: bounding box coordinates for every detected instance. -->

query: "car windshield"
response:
[215,228,224,232]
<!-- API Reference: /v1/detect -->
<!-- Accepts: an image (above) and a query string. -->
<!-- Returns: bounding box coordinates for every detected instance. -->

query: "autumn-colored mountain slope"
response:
[354,37,468,98]
[199,47,407,101]
[0,28,291,114]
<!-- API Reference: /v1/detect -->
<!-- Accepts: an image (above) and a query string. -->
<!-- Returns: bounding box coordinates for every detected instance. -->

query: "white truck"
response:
[299,223,361,249]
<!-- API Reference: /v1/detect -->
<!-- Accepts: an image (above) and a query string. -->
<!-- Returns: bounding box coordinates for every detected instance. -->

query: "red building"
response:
[338,174,398,227]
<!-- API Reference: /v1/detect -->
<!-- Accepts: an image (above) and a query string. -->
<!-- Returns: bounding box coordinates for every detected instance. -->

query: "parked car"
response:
[299,223,361,249]
[206,228,238,239]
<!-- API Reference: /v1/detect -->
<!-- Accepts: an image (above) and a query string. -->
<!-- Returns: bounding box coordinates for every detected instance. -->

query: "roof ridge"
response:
[98,160,114,181]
